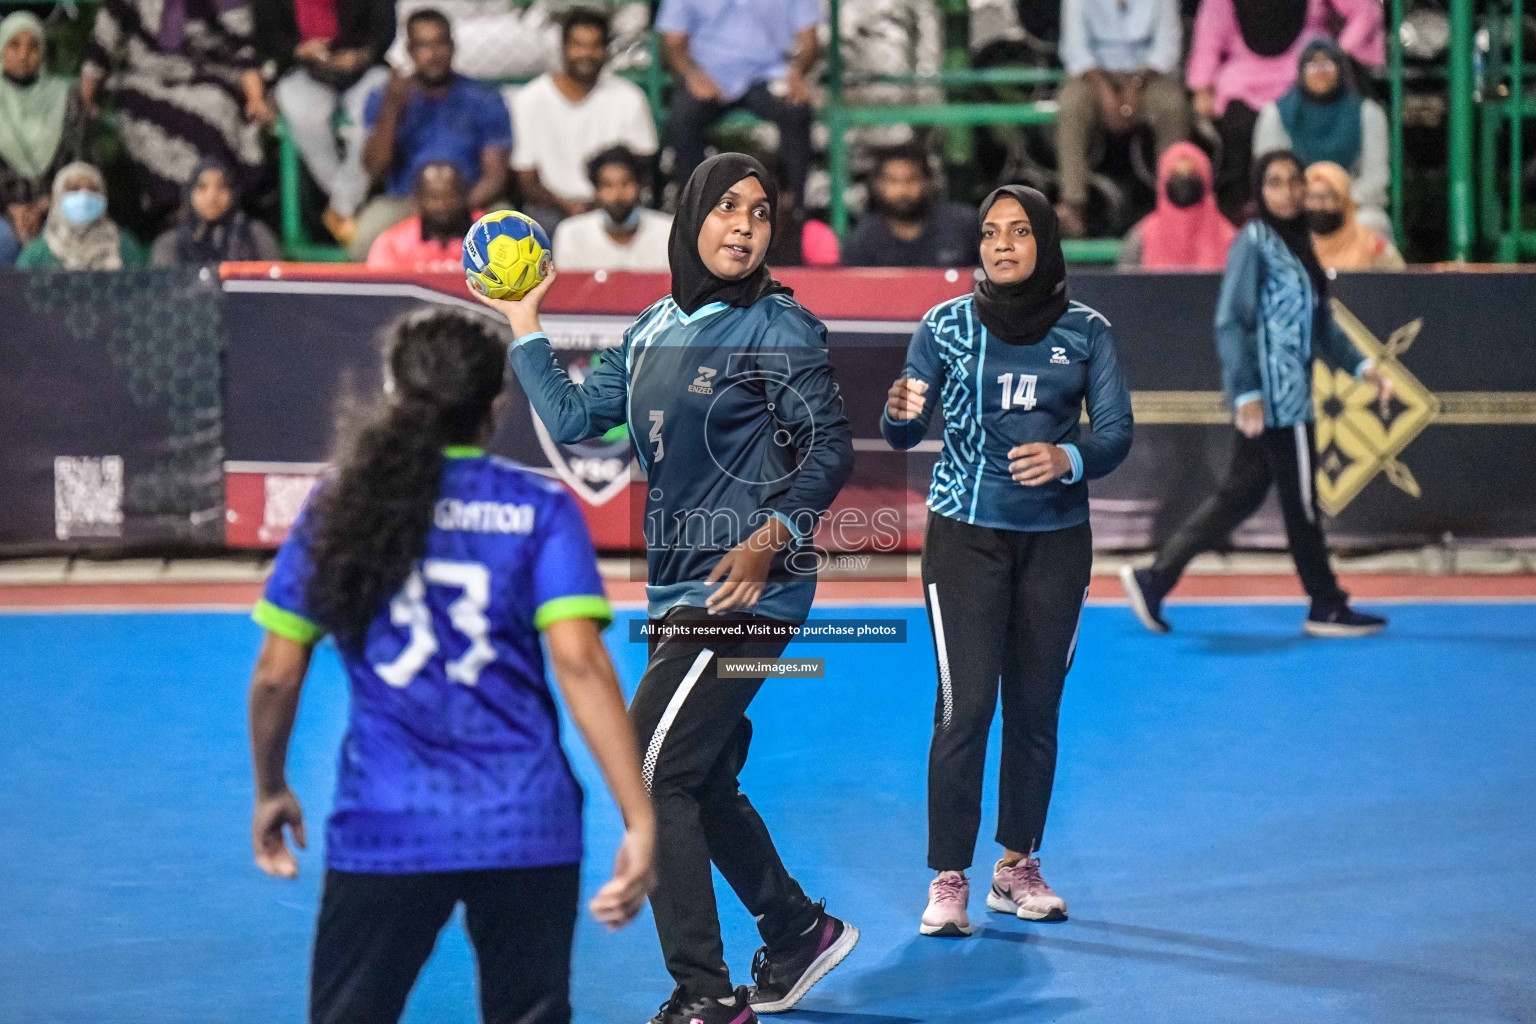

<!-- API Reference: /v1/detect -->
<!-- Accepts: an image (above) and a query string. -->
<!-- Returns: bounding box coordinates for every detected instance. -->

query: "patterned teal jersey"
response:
[252,450,612,874]
[1215,221,1370,427]
[509,294,854,622]
[882,295,1133,532]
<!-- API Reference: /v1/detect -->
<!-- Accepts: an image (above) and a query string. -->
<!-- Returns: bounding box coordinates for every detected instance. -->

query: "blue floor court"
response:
[2,602,1533,1023]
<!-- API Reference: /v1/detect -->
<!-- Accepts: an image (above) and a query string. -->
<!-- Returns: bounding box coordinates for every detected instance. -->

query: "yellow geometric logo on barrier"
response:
[1311,300,1442,517]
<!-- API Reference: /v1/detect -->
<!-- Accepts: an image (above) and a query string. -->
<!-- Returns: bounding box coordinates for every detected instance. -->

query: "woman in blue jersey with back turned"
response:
[245,309,655,1024]
[477,153,857,1024]
[883,186,1133,938]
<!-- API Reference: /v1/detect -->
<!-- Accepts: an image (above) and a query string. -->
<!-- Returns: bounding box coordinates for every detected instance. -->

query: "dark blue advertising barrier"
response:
[3,267,1532,552]
[219,268,1536,551]
[0,269,226,552]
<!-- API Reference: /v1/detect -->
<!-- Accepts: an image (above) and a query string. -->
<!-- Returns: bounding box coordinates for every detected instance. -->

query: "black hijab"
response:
[172,158,262,264]
[1233,0,1308,58]
[972,184,1069,347]
[668,153,792,315]
[1252,150,1330,337]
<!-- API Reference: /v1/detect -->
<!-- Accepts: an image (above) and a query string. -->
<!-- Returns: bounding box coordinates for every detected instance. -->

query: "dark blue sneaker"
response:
[747,904,859,1014]
[1120,565,1170,634]
[1304,604,1387,637]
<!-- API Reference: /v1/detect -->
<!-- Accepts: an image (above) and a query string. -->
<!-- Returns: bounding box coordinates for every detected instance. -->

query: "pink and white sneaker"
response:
[920,871,973,937]
[987,856,1067,921]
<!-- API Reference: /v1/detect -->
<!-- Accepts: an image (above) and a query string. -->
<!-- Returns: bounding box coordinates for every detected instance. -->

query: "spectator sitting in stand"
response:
[551,145,670,273]
[351,8,510,260]
[1186,0,1383,221]
[258,0,396,245]
[657,0,820,205]
[365,159,477,271]
[1254,37,1390,238]
[152,158,282,265]
[1055,0,1188,239]
[80,0,273,225]
[383,0,650,82]
[1304,160,1402,271]
[509,7,657,236]
[16,161,146,270]
[843,144,977,267]
[1118,141,1236,269]
[0,12,89,265]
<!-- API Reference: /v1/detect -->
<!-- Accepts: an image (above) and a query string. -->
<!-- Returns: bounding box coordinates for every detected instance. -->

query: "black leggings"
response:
[629,606,819,1002]
[1148,424,1349,608]
[921,514,1093,872]
[310,863,579,1024]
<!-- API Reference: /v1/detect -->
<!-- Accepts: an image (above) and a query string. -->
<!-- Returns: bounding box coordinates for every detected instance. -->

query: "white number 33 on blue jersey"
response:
[374,560,496,688]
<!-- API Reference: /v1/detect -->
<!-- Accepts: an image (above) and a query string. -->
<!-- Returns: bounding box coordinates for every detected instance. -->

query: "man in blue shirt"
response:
[658,0,821,205]
[347,9,511,258]
[1054,0,1188,238]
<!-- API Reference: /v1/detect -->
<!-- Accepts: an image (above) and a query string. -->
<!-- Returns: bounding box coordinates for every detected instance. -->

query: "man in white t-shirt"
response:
[509,8,658,231]
[552,146,671,272]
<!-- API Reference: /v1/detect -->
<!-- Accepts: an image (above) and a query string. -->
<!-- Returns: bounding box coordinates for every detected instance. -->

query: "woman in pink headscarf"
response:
[1119,142,1236,270]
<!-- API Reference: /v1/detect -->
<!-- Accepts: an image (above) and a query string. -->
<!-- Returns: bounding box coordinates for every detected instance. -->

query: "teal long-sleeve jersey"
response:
[509,293,854,622]
[882,295,1133,532]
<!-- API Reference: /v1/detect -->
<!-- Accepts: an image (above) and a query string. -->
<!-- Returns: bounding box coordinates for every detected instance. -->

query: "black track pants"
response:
[310,864,579,1024]
[921,514,1093,872]
[1148,424,1348,608]
[629,606,819,1002]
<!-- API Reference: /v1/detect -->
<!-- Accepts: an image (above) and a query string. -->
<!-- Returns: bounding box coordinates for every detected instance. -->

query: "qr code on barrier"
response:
[54,456,124,540]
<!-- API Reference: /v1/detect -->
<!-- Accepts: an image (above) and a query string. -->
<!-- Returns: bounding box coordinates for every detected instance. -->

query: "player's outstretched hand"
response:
[472,268,557,340]
[1361,365,1396,418]
[589,823,655,930]
[253,788,306,879]
[1008,442,1071,486]
[886,376,927,421]
[1234,396,1265,439]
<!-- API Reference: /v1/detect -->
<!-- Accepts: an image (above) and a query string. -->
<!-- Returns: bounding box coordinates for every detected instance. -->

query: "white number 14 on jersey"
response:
[997,373,1039,411]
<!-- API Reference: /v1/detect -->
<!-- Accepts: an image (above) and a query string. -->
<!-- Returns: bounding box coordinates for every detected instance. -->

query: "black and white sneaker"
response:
[1304,604,1387,637]
[746,903,859,1014]
[1120,565,1171,634]
[646,986,757,1024]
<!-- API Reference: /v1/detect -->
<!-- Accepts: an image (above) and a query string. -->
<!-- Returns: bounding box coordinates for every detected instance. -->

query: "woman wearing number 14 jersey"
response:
[245,310,654,1024]
[883,186,1133,938]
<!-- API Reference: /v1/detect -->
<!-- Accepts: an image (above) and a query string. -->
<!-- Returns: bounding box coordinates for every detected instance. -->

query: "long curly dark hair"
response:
[304,308,507,652]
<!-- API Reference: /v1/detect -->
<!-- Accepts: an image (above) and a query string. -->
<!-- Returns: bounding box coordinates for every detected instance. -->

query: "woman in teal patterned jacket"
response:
[1123,150,1394,638]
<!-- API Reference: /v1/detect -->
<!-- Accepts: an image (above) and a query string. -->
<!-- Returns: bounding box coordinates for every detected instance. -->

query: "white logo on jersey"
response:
[688,365,717,395]
[1051,347,1069,364]
[648,409,665,461]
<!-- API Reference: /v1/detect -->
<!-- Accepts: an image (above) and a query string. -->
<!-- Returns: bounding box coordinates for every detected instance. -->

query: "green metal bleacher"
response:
[14,0,1533,263]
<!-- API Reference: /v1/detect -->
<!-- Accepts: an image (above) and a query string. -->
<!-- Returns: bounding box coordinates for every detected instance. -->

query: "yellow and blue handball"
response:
[463,210,552,301]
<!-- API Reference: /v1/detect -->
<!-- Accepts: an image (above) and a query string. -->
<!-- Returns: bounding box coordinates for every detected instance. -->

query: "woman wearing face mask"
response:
[150,158,281,266]
[478,153,857,1024]
[15,161,145,270]
[0,12,88,263]
[1122,151,1393,637]
[1304,160,1402,271]
[883,186,1133,938]
[1119,142,1237,270]
[1254,37,1391,238]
